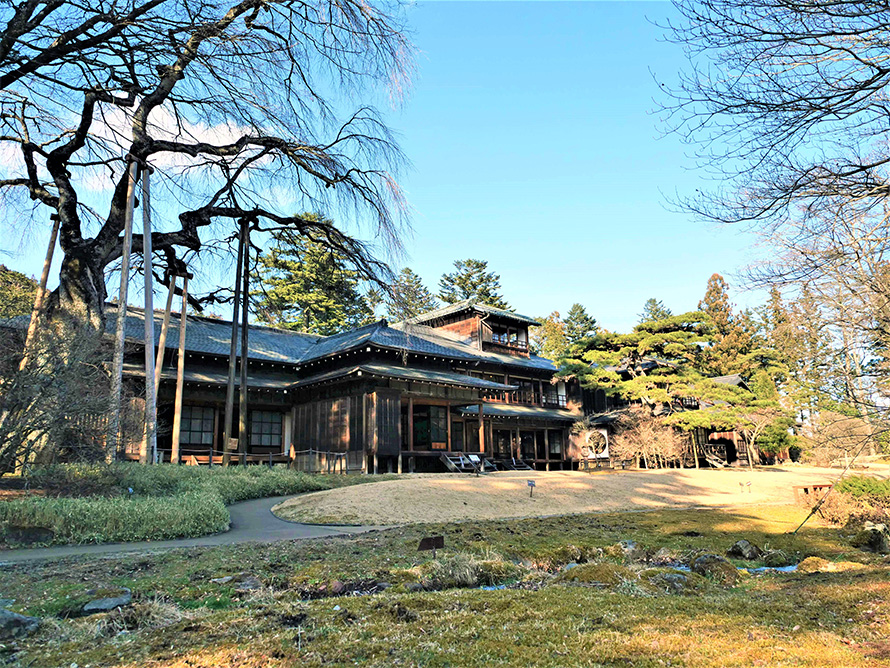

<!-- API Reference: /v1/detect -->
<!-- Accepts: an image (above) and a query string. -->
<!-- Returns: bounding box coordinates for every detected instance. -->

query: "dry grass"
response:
[273,465,849,525]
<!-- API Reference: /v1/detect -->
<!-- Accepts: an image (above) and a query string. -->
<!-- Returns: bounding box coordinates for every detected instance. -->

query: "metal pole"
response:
[141,167,157,464]
[106,160,139,458]
[154,276,177,400]
[238,225,250,464]
[222,220,246,466]
[19,214,61,371]
[170,275,189,465]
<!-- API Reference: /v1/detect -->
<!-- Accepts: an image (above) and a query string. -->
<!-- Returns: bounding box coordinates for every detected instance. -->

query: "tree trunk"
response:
[43,247,108,339]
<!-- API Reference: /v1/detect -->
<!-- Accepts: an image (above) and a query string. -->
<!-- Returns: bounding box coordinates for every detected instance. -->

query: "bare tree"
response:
[664,0,890,443]
[610,406,688,468]
[1,0,413,339]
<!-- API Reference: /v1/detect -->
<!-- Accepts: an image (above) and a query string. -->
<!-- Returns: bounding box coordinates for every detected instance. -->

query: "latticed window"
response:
[250,410,283,448]
[179,406,214,446]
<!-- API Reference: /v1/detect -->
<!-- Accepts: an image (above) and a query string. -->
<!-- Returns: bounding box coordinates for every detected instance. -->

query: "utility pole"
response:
[153,274,178,400]
[106,160,139,458]
[222,219,247,466]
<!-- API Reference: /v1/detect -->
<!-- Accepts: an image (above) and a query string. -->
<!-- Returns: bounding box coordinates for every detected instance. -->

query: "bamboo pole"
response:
[222,220,246,466]
[170,275,189,465]
[19,214,61,371]
[106,160,139,458]
[238,224,250,464]
[140,167,157,464]
[153,275,177,400]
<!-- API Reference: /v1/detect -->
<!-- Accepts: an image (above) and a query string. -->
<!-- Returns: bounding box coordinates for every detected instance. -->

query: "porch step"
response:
[704,454,726,469]
[498,457,533,471]
[440,453,495,474]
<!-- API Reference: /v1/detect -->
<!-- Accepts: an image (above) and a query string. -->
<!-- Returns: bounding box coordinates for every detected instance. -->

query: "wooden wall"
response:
[293,395,363,453]
[435,316,479,346]
[373,389,402,456]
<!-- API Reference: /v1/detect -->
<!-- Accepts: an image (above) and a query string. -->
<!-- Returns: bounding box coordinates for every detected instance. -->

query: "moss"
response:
[639,568,710,595]
[555,563,633,586]
[798,556,830,573]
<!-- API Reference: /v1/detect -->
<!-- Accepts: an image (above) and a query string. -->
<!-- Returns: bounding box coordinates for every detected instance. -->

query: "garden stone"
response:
[619,540,650,563]
[82,587,131,614]
[763,550,796,567]
[0,608,40,640]
[727,540,762,561]
[691,554,739,586]
[375,582,391,591]
[650,548,679,566]
[851,522,890,554]
[233,574,263,592]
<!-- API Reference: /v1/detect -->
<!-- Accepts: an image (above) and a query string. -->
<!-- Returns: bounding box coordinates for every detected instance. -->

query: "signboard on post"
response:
[528,479,536,498]
[418,535,445,559]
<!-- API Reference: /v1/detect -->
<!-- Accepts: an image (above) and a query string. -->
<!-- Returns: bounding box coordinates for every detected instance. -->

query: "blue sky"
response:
[3,1,766,333]
[384,0,761,331]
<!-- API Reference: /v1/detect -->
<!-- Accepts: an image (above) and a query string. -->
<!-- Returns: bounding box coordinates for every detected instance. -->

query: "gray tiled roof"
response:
[122,362,294,389]
[401,298,540,327]
[458,404,578,422]
[291,363,518,390]
[3,303,557,374]
[110,304,321,363]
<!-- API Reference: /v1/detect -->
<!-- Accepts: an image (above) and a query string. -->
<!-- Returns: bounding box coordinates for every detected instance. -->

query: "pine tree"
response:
[438,259,510,309]
[0,265,37,318]
[563,303,598,348]
[385,268,439,322]
[698,273,757,377]
[638,298,672,323]
[253,217,373,335]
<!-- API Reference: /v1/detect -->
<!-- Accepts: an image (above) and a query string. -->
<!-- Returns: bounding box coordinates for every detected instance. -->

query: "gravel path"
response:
[0,495,381,564]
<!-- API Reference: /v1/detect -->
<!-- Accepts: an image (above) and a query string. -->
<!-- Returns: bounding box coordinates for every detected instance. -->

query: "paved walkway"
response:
[0,496,380,565]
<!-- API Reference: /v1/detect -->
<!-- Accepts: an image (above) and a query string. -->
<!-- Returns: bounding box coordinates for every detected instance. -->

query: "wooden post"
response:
[397,454,402,474]
[478,403,485,453]
[692,431,700,469]
[19,214,61,370]
[544,428,550,466]
[373,453,378,474]
[222,219,246,466]
[170,275,189,464]
[153,276,177,400]
[140,167,157,465]
[106,160,139,458]
[238,225,251,463]
[514,427,520,461]
[407,397,414,451]
[446,401,452,451]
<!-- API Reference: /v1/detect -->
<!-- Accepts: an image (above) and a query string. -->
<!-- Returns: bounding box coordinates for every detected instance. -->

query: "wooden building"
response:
[106,299,583,471]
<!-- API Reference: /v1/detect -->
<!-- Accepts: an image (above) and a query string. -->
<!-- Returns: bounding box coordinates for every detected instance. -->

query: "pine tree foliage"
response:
[438,259,510,309]
[563,303,598,348]
[638,298,673,323]
[0,265,37,318]
[698,274,759,376]
[385,268,439,322]
[253,216,374,335]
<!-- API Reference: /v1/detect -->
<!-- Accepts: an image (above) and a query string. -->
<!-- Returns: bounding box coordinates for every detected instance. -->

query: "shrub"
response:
[1,463,336,545]
[806,477,890,527]
[418,553,524,590]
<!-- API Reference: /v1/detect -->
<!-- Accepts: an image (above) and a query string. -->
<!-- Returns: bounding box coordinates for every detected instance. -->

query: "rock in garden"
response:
[851,522,890,554]
[645,569,707,596]
[330,581,346,595]
[650,548,679,566]
[691,554,739,586]
[727,539,762,561]
[763,550,796,567]
[234,574,263,592]
[82,587,132,614]
[0,608,40,640]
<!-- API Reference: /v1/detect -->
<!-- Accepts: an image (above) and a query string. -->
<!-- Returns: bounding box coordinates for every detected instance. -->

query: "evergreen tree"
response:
[529,311,568,361]
[438,259,510,309]
[698,273,757,376]
[563,303,598,348]
[253,217,373,335]
[385,268,439,322]
[0,265,37,318]
[638,298,672,323]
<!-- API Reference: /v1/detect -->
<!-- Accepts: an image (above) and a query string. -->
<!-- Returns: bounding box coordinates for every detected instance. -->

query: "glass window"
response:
[180,406,215,446]
[548,430,563,457]
[250,411,283,450]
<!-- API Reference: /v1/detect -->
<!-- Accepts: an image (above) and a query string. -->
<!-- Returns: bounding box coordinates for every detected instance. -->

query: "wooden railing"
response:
[488,334,529,351]
[481,390,566,408]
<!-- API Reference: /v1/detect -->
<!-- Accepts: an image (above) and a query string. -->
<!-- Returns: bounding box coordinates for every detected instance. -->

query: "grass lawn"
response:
[2,504,889,667]
[0,464,400,546]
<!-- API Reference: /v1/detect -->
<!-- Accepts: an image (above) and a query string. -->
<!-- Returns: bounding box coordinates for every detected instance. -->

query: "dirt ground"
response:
[272,465,881,525]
